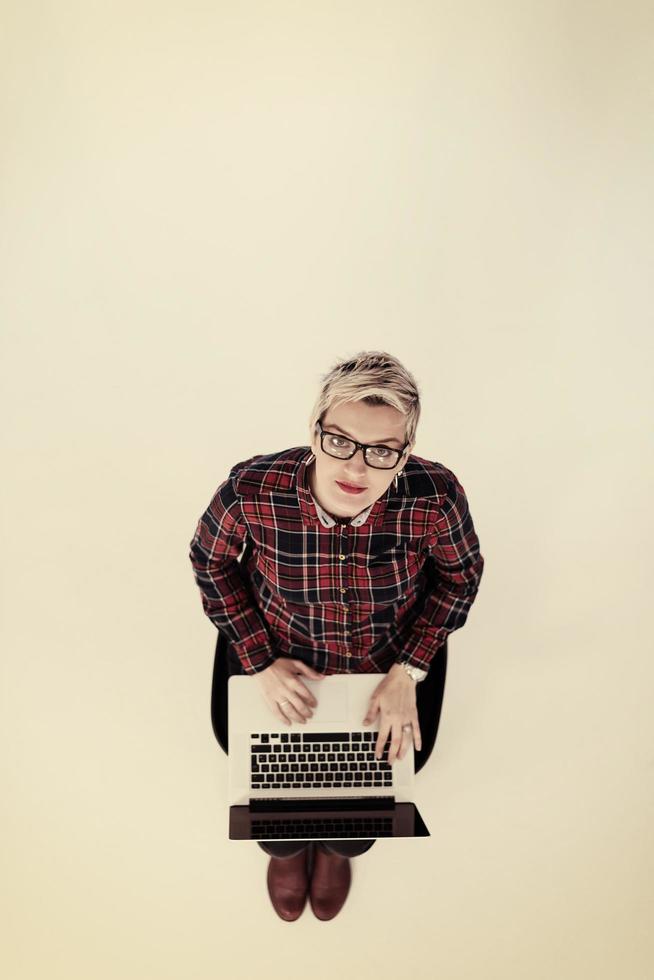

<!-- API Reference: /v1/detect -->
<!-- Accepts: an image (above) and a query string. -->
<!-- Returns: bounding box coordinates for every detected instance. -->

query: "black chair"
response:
[209,543,448,773]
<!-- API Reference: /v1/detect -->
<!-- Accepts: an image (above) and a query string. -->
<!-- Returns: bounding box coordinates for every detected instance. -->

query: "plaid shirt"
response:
[189,446,484,676]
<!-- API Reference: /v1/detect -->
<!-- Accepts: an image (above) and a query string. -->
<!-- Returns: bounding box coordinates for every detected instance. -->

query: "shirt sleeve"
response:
[396,473,484,672]
[188,467,277,675]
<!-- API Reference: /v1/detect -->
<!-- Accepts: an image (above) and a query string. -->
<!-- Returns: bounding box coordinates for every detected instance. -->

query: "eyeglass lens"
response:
[322,434,399,469]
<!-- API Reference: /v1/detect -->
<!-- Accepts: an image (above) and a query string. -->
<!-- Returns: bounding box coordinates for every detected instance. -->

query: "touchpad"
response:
[303,677,349,723]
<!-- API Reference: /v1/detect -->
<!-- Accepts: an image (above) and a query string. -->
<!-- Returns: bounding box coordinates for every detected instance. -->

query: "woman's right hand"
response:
[254,657,324,725]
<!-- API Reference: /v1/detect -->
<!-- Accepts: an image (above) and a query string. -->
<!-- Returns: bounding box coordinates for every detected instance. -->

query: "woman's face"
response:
[308,401,412,519]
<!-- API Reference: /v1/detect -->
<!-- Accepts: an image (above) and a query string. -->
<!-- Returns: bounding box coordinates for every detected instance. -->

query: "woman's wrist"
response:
[392,660,427,683]
[390,662,417,684]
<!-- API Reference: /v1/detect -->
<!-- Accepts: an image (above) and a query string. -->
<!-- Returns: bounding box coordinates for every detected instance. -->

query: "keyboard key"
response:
[302,733,349,742]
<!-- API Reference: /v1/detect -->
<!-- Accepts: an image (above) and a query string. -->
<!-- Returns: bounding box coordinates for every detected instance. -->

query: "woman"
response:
[189,350,484,921]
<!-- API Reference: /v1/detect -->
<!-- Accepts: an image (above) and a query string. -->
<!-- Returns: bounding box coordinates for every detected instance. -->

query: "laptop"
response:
[227,672,430,841]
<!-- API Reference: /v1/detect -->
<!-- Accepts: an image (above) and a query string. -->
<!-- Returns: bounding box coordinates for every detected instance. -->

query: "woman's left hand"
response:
[362,663,422,763]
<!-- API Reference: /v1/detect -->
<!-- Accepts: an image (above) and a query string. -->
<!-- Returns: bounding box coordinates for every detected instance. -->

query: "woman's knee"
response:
[320,838,376,858]
[257,840,310,858]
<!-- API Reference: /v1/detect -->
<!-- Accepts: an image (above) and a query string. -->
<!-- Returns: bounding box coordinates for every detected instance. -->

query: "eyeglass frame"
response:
[315,420,410,470]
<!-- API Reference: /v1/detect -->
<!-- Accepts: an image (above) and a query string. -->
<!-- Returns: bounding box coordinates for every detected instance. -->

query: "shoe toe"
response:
[309,846,351,921]
[266,849,311,921]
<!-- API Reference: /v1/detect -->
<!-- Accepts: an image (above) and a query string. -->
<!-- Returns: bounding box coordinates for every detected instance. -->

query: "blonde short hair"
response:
[308,350,421,454]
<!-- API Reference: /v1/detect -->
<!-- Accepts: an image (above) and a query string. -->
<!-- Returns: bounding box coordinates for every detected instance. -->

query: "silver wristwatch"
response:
[400,662,428,683]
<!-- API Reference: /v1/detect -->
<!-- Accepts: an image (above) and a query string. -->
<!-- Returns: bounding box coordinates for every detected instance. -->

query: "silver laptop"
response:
[227,672,430,842]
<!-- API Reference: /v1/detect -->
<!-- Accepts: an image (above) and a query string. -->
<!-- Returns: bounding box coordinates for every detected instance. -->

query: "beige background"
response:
[2,2,653,978]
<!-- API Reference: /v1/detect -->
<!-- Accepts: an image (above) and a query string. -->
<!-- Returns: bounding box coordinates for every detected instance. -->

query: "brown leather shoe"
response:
[309,842,352,920]
[266,846,311,921]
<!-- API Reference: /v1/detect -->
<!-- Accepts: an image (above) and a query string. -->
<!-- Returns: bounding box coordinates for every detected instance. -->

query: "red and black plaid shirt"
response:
[189,446,484,676]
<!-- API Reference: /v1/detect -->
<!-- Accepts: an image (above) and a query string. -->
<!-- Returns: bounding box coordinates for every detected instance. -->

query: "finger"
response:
[292,660,324,679]
[289,679,318,709]
[397,725,409,760]
[398,724,415,760]
[387,720,403,764]
[270,700,291,726]
[362,696,378,725]
[412,713,422,753]
[280,691,311,724]
[375,719,391,760]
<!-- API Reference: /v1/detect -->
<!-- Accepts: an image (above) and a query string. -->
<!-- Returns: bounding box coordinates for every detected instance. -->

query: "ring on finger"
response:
[279,699,305,723]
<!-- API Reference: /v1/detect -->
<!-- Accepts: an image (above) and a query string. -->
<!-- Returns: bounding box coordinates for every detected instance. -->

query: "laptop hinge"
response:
[249,795,395,813]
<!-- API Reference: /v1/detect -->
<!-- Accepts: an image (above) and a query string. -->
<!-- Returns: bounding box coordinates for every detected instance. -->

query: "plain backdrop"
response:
[1,2,653,979]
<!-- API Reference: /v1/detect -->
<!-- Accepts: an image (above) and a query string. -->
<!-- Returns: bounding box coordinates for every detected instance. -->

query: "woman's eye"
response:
[371,447,390,458]
[330,437,349,448]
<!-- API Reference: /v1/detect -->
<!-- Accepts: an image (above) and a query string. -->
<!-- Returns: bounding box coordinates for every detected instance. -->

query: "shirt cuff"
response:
[397,631,449,673]
[230,641,277,676]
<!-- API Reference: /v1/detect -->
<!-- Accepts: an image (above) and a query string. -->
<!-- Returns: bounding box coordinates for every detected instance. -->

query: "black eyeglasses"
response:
[316,421,409,470]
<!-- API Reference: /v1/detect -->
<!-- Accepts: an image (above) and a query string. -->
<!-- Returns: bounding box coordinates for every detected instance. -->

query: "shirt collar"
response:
[296,451,389,529]
[312,495,375,527]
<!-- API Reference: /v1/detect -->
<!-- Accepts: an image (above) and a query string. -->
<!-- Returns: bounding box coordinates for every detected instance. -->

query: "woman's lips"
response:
[336,480,366,494]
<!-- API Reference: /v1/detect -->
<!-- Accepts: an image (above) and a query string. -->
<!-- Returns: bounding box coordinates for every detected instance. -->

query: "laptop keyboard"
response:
[252,815,394,838]
[249,731,394,791]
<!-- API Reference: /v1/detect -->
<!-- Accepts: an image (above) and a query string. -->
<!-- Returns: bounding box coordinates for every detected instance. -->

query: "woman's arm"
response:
[189,468,276,675]
[396,472,484,671]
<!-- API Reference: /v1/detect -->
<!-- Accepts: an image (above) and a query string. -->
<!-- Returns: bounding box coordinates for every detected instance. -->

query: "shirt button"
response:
[339,587,347,594]
[345,652,352,658]
[338,554,346,560]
